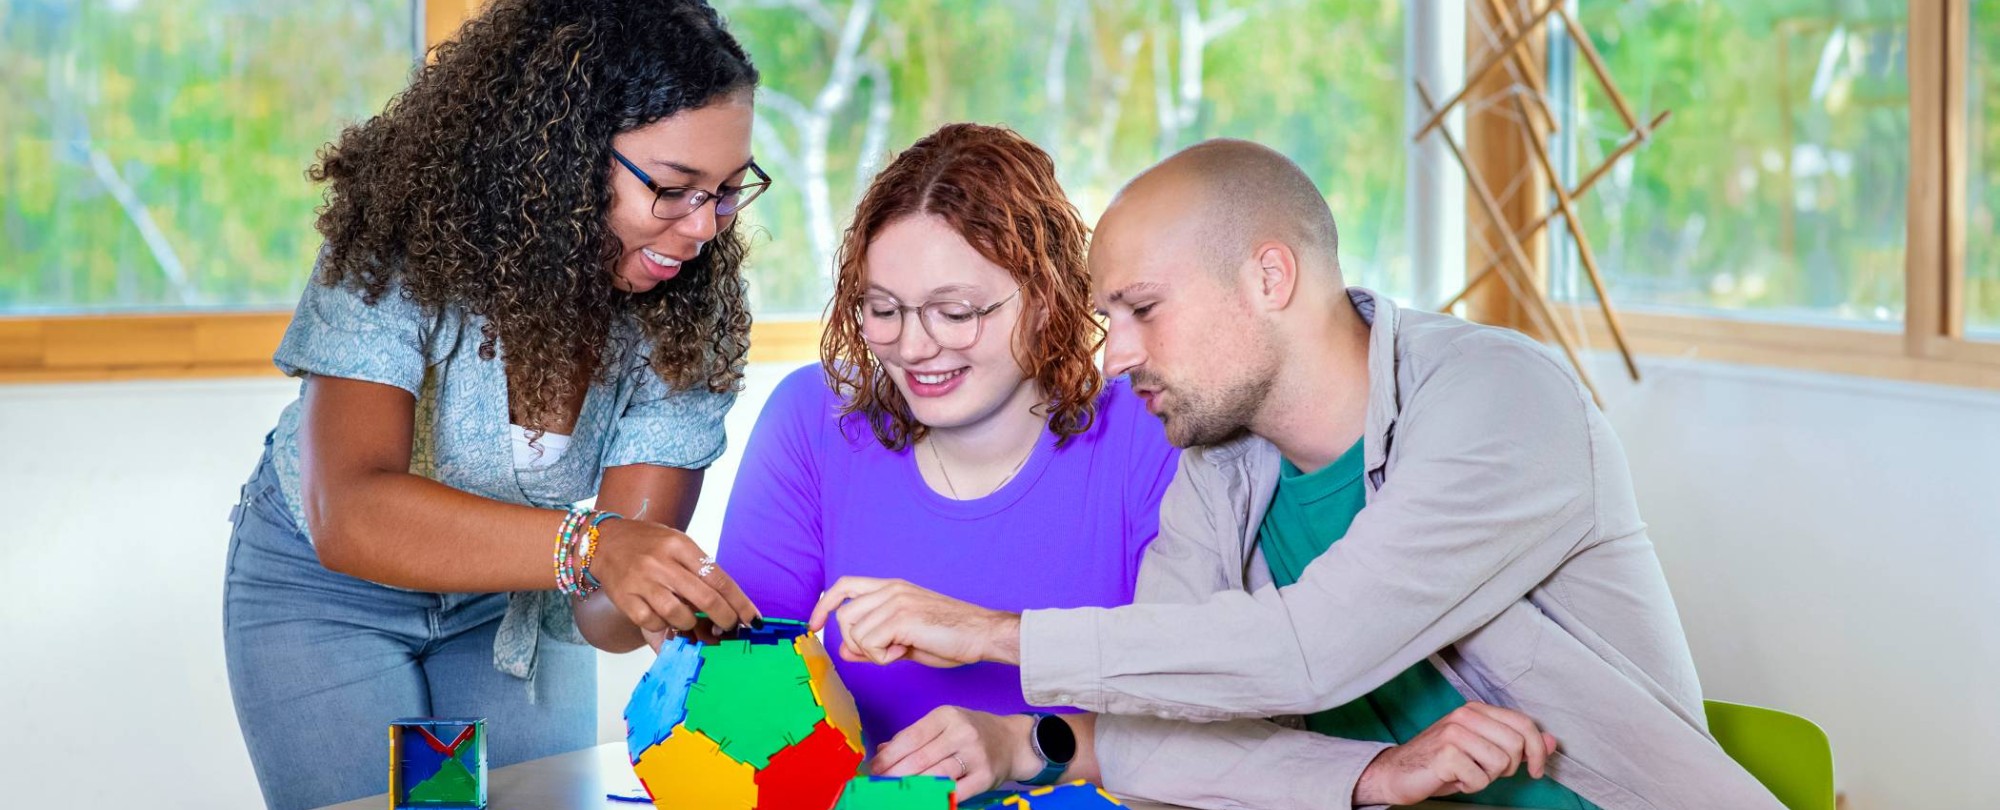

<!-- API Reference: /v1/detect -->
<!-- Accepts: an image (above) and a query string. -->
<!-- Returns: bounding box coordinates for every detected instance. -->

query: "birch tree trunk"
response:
[731,0,893,289]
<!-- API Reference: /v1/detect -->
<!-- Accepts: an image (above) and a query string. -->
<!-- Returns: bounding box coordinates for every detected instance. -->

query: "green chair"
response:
[1704,699,1836,810]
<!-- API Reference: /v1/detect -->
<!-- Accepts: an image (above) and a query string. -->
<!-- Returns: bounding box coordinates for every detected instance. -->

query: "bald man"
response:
[811,140,1781,810]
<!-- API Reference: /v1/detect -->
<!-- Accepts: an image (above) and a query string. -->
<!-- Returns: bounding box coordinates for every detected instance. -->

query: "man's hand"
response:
[807,576,1021,667]
[871,706,1038,800]
[1353,703,1560,807]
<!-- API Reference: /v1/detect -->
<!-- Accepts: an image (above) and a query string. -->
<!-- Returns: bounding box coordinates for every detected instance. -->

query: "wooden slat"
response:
[0,319,45,367]
[1480,0,1561,136]
[1916,333,2000,366]
[1562,306,2000,391]
[1562,307,1906,356]
[11,312,288,376]
[1440,110,1673,313]
[425,0,484,54]
[1943,0,1970,340]
[193,315,294,365]
[42,316,199,368]
[1555,3,1640,133]
[1,304,1982,387]
[746,319,825,366]
[1510,91,1641,380]
[0,364,281,385]
[1417,0,1562,143]
[1422,81,1602,405]
[0,313,826,384]
[1462,0,1549,335]
[1907,0,1949,354]
[1560,304,2000,390]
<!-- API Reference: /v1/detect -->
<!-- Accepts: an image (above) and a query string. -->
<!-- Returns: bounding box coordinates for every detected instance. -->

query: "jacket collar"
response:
[1355,287,1400,478]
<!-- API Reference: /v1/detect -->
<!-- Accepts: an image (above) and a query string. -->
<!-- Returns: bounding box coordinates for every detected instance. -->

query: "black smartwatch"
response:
[1023,712,1077,786]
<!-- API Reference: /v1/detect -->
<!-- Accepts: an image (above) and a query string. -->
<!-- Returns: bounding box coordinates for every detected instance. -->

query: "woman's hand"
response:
[871,706,1037,800]
[640,625,673,652]
[587,518,760,635]
[640,617,731,651]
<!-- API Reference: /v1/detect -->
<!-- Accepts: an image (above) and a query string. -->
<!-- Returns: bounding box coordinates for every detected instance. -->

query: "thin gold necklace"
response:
[929,433,1033,500]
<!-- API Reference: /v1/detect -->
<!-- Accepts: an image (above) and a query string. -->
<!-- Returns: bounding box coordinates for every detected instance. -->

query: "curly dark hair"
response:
[307,0,757,431]
[822,123,1102,450]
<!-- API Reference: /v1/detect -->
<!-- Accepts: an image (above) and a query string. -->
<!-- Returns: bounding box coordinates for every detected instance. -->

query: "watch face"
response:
[1034,714,1077,763]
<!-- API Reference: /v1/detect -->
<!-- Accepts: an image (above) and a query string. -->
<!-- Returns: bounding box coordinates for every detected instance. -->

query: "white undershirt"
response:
[510,424,573,470]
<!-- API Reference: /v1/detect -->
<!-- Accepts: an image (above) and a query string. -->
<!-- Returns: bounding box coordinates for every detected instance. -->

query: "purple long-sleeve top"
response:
[716,364,1180,746]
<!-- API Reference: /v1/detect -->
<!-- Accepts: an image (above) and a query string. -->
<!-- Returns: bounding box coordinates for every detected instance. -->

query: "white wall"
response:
[1,355,1991,808]
[1586,354,2000,810]
[0,362,801,808]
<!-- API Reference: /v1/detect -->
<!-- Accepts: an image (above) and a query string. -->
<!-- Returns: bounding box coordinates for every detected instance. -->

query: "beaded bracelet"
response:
[581,511,623,592]
[555,506,624,598]
[555,506,593,598]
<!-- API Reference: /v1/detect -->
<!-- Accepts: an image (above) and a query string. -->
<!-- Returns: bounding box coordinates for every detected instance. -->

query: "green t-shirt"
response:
[1257,439,1596,810]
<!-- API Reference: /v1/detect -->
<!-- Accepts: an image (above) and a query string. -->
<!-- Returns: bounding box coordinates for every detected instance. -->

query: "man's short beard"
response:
[1165,368,1271,448]
[1151,328,1277,448]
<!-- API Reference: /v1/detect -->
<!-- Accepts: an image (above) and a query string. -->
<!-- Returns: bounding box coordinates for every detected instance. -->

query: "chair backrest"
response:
[1704,699,1836,810]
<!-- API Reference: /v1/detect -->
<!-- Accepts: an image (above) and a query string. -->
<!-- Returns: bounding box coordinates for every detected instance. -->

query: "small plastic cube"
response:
[389,717,487,809]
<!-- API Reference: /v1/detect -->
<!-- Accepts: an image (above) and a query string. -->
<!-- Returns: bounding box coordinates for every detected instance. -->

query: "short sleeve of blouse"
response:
[602,350,738,470]
[272,267,430,395]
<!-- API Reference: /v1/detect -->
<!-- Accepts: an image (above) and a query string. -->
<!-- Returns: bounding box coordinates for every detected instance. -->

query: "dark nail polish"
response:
[751,617,765,630]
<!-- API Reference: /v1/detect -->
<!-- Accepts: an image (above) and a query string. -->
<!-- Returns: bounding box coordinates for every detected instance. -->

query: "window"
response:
[11,1,1991,388]
[1560,0,1911,326]
[0,0,419,314]
[720,0,1411,315]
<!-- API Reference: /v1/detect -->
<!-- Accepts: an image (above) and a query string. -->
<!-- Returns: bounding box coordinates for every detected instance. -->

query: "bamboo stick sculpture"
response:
[1415,0,1673,400]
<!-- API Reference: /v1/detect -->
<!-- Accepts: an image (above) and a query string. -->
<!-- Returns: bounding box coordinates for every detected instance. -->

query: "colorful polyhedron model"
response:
[998,781,1125,810]
[388,718,487,809]
[624,618,872,810]
[833,775,958,809]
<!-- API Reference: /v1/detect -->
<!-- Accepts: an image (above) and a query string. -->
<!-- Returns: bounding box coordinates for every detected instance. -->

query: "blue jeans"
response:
[223,448,595,810]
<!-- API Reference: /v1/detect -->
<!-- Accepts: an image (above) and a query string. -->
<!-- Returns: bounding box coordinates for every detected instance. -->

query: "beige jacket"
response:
[1018,290,1782,810]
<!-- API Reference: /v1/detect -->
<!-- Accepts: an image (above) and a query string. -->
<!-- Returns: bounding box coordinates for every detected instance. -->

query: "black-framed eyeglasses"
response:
[612,149,772,220]
[858,289,1020,350]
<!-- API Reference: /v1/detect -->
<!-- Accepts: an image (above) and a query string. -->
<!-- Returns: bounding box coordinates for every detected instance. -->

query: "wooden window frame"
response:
[1909,0,2000,369]
[1470,0,2000,391]
[12,1,1997,388]
[0,0,823,384]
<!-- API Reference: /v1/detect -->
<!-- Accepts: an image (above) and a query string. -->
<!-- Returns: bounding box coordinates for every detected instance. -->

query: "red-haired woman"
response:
[714,123,1178,800]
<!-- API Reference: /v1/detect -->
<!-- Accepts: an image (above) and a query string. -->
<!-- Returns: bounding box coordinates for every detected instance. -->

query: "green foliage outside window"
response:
[1966,1,2000,335]
[1567,0,1910,325]
[0,0,417,313]
[0,0,1409,318]
[718,0,1410,315]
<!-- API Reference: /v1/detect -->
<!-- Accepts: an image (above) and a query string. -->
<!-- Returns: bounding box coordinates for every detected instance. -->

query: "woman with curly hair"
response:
[222,1,769,806]
[714,123,1180,801]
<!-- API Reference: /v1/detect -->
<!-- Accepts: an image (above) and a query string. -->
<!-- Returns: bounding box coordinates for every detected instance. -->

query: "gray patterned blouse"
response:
[265,269,735,682]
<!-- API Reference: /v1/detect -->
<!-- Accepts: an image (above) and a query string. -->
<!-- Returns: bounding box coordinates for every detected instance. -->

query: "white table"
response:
[319,742,1513,810]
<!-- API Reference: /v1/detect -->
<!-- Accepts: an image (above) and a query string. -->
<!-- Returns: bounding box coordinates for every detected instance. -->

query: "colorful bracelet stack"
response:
[555,506,622,598]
